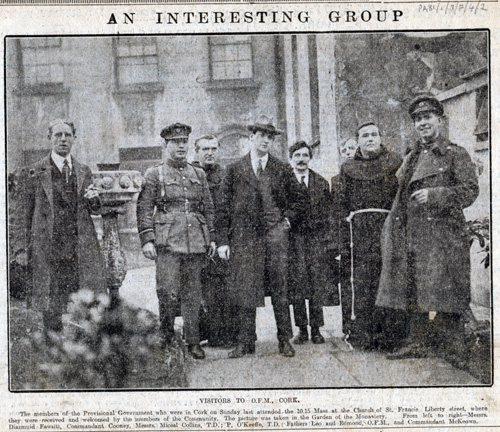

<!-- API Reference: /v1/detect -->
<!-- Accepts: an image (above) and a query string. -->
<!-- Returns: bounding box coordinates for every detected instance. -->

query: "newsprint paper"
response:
[0,0,498,430]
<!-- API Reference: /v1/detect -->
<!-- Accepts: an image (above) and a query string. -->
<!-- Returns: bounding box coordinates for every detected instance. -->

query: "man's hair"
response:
[48,119,76,139]
[289,141,312,159]
[194,135,219,151]
[356,121,378,139]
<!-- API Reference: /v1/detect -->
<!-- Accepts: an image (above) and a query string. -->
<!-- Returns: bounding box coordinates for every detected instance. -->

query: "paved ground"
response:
[120,266,480,388]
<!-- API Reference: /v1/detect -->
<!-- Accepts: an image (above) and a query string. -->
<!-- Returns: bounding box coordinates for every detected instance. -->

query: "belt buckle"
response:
[184,199,190,213]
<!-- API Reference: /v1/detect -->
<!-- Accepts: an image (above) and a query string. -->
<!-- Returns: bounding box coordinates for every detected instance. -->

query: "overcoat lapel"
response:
[39,156,54,213]
[72,157,87,195]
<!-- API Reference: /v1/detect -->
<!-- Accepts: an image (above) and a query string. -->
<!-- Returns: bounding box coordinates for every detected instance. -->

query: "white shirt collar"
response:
[250,151,269,176]
[51,151,72,173]
[294,169,309,186]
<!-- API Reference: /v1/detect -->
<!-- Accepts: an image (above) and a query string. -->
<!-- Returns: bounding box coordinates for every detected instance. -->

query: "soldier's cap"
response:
[248,115,282,136]
[408,95,444,119]
[160,123,192,140]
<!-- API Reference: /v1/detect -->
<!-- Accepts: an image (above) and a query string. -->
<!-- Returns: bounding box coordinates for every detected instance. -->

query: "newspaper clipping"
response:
[1,0,497,430]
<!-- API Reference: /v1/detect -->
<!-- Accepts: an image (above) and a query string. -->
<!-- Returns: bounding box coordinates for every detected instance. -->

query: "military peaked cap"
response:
[408,95,444,119]
[161,123,192,140]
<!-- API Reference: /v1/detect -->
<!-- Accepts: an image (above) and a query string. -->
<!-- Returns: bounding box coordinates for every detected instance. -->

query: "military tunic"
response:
[136,158,215,344]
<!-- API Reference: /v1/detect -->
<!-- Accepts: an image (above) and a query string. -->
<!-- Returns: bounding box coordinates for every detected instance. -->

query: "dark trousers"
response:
[44,257,79,332]
[235,222,293,343]
[200,261,237,344]
[156,252,204,345]
[289,233,325,329]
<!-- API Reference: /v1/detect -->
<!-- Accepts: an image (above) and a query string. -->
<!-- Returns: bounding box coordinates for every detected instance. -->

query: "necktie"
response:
[257,159,264,178]
[62,159,70,183]
[301,175,306,186]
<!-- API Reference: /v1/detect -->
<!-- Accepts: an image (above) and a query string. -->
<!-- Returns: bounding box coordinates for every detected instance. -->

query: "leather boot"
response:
[293,327,309,345]
[279,339,295,357]
[311,326,325,344]
[188,344,206,360]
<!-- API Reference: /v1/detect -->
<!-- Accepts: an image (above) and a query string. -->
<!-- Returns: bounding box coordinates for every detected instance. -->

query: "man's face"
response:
[196,139,219,167]
[250,131,274,156]
[50,123,75,157]
[291,147,311,173]
[357,124,382,158]
[165,138,189,160]
[340,140,357,161]
[414,111,442,142]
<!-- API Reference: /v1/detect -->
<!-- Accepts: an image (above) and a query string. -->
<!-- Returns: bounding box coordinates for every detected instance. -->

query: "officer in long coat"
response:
[217,115,307,358]
[376,95,479,359]
[136,123,216,360]
[10,119,106,333]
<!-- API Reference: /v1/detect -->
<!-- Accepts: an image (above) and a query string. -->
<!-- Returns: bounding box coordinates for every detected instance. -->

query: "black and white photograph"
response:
[6,31,491,391]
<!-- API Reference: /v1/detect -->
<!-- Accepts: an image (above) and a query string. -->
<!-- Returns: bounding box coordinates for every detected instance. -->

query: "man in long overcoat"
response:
[376,95,479,359]
[10,119,106,333]
[287,141,338,345]
[217,115,307,358]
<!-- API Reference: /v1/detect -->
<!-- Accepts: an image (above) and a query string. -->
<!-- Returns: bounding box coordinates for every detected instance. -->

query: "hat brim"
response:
[247,125,282,136]
[410,107,443,119]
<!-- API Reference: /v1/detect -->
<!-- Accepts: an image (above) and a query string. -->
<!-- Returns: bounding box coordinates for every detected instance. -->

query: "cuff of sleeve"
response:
[428,187,453,207]
[140,229,155,246]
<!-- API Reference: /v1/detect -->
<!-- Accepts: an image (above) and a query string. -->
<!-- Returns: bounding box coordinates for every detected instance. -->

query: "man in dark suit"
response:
[192,135,235,347]
[288,141,337,345]
[11,119,106,334]
[217,116,307,358]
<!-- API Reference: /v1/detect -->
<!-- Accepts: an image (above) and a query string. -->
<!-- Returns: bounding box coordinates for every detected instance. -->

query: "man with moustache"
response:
[136,123,216,359]
[192,135,235,347]
[217,115,307,358]
[11,119,106,335]
[288,141,337,345]
[377,95,479,359]
[338,121,402,350]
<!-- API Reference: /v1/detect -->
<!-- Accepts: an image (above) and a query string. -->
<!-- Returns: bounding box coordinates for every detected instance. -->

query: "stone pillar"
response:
[93,170,142,308]
[314,34,340,182]
[296,35,313,144]
[283,35,297,146]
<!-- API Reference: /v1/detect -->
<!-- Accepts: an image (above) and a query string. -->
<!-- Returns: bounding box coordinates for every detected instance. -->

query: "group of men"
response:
[12,94,479,364]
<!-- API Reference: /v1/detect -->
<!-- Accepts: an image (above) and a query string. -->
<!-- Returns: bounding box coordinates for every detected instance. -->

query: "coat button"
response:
[439,168,443,171]
[427,217,432,221]
[423,150,428,153]
[188,224,192,227]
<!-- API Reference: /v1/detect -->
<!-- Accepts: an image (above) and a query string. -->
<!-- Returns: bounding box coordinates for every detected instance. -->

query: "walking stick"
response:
[345,209,390,321]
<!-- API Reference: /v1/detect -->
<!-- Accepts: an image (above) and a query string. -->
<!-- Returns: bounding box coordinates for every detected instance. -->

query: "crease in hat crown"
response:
[408,94,444,119]
[161,123,192,140]
[248,114,282,135]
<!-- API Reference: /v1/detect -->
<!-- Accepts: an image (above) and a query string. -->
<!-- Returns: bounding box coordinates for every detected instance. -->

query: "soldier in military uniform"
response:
[192,135,236,347]
[376,95,479,359]
[136,123,216,360]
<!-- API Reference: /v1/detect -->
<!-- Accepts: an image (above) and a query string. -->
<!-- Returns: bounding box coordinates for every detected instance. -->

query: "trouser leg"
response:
[180,254,203,345]
[236,306,257,344]
[156,252,181,342]
[267,223,293,340]
[293,299,308,328]
[309,296,325,329]
[44,258,79,332]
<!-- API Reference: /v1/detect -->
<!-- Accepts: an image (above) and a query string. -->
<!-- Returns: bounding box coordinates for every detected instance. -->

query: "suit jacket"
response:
[216,152,308,308]
[10,155,106,311]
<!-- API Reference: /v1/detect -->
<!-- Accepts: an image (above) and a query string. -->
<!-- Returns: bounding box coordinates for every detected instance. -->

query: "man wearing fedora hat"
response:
[376,95,479,360]
[217,115,307,358]
[136,123,216,360]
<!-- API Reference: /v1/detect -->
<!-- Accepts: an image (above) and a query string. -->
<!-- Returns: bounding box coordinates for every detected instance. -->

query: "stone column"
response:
[314,34,340,182]
[296,35,313,144]
[283,35,297,146]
